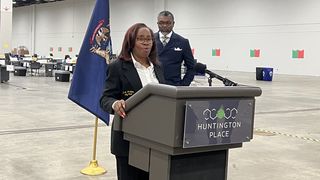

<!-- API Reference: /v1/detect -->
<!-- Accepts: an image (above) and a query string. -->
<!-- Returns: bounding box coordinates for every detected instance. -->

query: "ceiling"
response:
[13,0,65,8]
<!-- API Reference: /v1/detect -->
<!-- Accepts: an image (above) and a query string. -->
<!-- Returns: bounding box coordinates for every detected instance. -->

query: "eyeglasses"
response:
[136,37,153,43]
[157,21,173,26]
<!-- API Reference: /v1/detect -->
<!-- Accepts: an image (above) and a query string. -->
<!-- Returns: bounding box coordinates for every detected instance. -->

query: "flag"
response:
[250,49,260,57]
[292,50,298,58]
[292,49,304,58]
[212,48,220,56]
[68,0,112,125]
[298,50,304,58]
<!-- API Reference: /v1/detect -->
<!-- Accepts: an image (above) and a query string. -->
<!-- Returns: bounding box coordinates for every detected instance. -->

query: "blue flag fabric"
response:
[68,0,111,125]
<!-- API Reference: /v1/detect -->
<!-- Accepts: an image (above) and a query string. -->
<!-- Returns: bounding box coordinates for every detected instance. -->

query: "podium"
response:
[120,84,261,180]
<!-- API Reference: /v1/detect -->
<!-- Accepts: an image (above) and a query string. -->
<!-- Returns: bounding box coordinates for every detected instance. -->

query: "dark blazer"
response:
[100,58,165,156]
[155,31,195,86]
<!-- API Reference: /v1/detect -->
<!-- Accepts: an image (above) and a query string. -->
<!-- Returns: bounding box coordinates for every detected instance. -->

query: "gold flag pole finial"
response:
[80,117,107,175]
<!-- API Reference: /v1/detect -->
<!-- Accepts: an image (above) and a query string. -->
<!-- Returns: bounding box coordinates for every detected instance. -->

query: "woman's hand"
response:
[114,100,126,118]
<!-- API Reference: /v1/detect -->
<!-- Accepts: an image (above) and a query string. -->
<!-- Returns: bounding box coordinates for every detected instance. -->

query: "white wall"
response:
[0,0,13,54]
[13,0,94,58]
[109,0,158,55]
[12,5,32,52]
[167,0,320,76]
[12,0,320,76]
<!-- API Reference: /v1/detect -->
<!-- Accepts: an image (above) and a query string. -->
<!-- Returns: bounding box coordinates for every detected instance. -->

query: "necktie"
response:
[162,35,168,46]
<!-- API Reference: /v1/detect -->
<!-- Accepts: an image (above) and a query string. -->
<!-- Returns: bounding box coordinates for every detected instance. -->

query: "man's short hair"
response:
[158,10,174,21]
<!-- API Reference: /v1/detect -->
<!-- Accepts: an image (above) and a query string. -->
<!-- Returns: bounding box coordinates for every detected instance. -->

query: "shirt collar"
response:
[159,31,173,39]
[131,54,154,69]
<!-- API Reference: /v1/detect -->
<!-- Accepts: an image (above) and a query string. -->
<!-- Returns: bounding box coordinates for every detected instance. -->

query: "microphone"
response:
[194,62,238,86]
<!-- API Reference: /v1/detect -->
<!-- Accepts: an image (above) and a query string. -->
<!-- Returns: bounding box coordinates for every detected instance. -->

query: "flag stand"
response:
[80,117,107,176]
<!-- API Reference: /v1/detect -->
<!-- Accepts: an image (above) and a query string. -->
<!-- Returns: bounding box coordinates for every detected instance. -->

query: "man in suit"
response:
[155,10,195,86]
[100,23,165,180]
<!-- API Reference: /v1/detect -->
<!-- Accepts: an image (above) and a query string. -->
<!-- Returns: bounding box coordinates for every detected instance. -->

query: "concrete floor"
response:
[0,71,319,180]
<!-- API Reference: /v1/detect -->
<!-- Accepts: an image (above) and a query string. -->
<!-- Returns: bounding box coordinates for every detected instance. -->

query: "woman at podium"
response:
[100,23,166,180]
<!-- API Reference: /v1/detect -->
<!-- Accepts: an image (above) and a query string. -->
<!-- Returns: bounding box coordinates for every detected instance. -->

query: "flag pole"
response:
[80,117,107,175]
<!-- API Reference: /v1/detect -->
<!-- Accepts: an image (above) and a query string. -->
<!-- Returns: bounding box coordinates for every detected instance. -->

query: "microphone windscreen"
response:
[194,62,206,74]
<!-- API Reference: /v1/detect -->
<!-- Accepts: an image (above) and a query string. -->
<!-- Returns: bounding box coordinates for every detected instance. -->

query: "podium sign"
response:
[183,98,255,148]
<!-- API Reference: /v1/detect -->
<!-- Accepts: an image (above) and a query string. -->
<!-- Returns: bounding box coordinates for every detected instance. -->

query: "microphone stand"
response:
[206,70,238,86]
[208,76,213,86]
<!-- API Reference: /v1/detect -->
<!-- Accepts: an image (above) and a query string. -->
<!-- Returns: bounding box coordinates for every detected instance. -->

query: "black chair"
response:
[64,55,71,60]
[12,61,22,67]
[64,55,71,65]
[55,62,62,70]
[29,61,41,76]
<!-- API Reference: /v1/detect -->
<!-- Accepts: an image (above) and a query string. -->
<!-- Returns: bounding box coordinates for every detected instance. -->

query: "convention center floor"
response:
[0,71,319,180]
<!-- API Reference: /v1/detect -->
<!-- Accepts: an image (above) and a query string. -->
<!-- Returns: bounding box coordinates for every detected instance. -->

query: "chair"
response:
[12,61,22,67]
[29,61,41,76]
[64,55,71,60]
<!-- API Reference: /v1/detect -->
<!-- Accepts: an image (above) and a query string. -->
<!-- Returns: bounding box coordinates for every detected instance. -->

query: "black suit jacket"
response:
[100,59,165,156]
[155,32,195,86]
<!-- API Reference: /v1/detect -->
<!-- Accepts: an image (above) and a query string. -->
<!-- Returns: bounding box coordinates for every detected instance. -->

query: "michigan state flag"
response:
[68,0,112,125]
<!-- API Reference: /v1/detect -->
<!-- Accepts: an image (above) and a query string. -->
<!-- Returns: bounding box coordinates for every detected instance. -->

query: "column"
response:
[0,0,12,54]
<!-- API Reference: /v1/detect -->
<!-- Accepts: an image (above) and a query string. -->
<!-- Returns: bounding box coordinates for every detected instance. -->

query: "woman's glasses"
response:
[136,37,153,44]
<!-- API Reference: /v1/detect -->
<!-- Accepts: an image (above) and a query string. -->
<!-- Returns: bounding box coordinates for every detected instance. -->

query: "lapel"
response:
[157,32,176,56]
[154,65,166,84]
[122,60,142,92]
[155,33,164,53]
